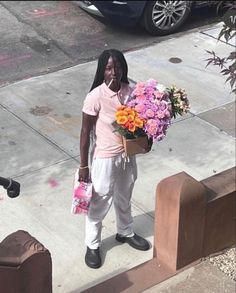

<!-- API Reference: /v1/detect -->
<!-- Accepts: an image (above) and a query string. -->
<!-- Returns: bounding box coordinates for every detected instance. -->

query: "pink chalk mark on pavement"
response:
[48,179,59,188]
[0,53,32,67]
[25,2,69,18]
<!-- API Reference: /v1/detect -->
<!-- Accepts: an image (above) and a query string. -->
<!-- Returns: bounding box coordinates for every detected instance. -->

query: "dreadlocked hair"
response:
[90,49,129,92]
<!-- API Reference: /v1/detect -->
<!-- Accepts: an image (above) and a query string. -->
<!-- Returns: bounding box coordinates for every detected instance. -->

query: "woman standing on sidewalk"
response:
[79,49,151,269]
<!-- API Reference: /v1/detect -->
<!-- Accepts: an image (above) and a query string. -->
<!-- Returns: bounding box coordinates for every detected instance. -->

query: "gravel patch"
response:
[209,247,236,281]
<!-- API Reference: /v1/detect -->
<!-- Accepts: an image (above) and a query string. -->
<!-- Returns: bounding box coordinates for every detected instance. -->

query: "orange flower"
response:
[126,108,135,115]
[115,110,127,118]
[115,106,144,132]
[116,115,128,125]
[134,117,144,128]
[127,113,135,122]
[117,105,126,111]
[128,122,136,132]
[123,121,135,132]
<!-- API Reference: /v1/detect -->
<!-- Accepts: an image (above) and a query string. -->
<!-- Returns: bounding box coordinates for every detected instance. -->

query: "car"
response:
[76,1,215,36]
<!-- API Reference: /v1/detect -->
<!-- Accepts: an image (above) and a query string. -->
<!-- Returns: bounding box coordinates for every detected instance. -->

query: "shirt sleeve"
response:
[82,88,100,116]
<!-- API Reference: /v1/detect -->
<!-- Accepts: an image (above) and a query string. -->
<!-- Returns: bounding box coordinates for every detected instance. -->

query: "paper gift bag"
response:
[71,169,93,214]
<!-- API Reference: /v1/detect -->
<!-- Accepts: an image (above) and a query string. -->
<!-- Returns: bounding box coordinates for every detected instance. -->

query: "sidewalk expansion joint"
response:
[10,157,76,180]
[131,200,155,220]
[0,103,75,159]
[200,31,236,48]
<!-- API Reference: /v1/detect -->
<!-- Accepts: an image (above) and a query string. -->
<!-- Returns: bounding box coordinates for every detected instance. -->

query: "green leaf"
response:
[230,76,236,88]
[227,51,236,60]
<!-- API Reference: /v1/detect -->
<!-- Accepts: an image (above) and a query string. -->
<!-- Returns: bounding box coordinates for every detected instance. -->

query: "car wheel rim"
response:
[152,1,188,30]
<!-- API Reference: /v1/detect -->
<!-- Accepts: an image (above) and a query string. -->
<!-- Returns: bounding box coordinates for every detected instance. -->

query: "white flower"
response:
[156,83,166,93]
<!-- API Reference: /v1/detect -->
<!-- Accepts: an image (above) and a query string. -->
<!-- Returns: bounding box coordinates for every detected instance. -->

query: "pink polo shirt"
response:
[82,82,132,158]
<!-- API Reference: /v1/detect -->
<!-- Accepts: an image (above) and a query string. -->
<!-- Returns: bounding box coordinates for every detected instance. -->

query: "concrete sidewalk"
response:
[144,259,235,293]
[0,22,235,292]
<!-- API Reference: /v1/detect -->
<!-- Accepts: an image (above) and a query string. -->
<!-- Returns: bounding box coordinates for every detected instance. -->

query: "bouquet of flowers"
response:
[113,79,190,156]
[114,106,146,138]
[168,85,190,119]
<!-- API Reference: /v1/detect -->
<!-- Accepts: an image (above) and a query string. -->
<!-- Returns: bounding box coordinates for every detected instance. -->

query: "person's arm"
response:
[79,112,97,182]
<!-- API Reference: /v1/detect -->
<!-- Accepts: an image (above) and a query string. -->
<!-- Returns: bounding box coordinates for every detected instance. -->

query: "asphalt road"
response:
[0,1,223,87]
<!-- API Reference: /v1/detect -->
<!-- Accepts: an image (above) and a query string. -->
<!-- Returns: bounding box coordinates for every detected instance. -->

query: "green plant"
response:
[205,1,236,93]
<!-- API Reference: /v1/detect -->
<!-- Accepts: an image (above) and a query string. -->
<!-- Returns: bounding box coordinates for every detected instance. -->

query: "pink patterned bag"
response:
[71,169,93,214]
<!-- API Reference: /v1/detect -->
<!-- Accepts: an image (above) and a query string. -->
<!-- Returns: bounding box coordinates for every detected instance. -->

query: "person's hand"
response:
[78,168,90,183]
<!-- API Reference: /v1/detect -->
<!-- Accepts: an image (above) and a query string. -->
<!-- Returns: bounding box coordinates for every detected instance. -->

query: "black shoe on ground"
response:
[85,247,101,269]
[115,233,151,251]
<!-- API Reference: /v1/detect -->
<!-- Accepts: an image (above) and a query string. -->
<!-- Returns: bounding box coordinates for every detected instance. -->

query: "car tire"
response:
[142,1,192,36]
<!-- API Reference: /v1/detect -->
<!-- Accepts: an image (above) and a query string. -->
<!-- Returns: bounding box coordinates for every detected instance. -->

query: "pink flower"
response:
[127,79,172,142]
[157,111,165,119]
[164,110,171,118]
[156,133,165,141]
[136,94,146,100]
[136,82,145,88]
[145,109,154,118]
[135,104,145,112]
[146,79,157,87]
[154,91,164,99]
[147,125,158,136]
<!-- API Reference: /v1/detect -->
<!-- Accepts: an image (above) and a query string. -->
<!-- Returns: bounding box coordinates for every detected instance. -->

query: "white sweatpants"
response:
[85,154,137,249]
